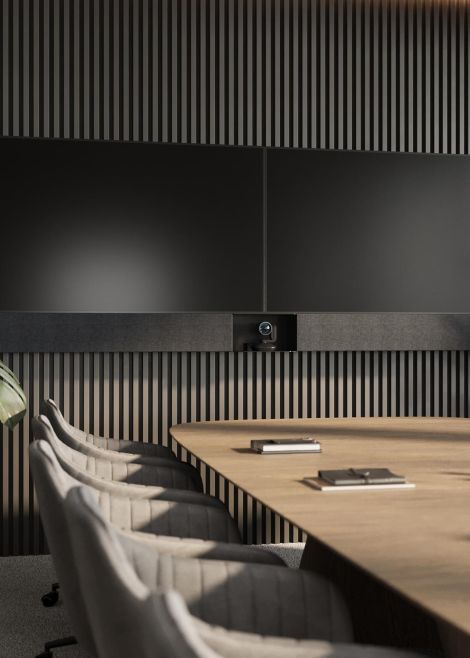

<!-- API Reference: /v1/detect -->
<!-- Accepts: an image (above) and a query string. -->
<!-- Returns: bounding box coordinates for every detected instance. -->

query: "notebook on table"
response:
[250,438,321,454]
[306,467,415,492]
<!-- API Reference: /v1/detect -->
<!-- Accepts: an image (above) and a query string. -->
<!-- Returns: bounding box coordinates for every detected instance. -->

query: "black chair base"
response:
[35,635,77,658]
[41,582,60,607]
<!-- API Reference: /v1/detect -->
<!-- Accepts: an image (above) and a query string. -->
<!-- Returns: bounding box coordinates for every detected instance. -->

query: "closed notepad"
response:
[319,468,406,486]
[251,439,321,454]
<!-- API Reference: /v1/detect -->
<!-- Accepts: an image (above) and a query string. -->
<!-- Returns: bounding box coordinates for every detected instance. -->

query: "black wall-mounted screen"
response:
[267,148,470,312]
[5,138,470,315]
[0,138,263,312]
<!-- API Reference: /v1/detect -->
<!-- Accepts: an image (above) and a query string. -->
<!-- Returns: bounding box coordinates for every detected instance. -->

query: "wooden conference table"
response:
[171,417,470,658]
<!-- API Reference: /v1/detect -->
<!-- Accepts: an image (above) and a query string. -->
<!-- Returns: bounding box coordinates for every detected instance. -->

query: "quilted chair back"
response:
[29,433,97,655]
[65,485,218,658]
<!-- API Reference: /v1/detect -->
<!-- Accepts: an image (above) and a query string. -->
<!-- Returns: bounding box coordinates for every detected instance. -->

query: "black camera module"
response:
[258,321,273,337]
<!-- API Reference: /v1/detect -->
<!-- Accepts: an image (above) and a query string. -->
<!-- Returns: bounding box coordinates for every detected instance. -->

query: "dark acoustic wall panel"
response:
[0,313,233,352]
[297,314,470,352]
[2,0,470,555]
[1,0,468,152]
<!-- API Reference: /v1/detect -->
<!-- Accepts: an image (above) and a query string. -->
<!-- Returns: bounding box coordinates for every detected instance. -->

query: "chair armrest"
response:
[88,436,177,460]
[86,456,203,491]
[64,463,220,506]
[99,493,241,543]
[117,530,285,566]
[72,437,183,467]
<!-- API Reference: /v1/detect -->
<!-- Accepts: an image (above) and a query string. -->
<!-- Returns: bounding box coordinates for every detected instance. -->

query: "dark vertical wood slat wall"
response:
[1,0,469,555]
[2,0,468,150]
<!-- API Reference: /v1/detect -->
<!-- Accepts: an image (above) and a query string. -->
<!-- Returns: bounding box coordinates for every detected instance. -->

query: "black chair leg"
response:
[41,582,60,607]
[35,635,77,658]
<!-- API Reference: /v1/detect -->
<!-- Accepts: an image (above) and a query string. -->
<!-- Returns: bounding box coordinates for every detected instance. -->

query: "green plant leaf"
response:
[0,360,27,430]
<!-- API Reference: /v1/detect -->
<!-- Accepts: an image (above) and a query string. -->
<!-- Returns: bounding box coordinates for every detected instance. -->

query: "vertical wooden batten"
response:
[1,350,469,554]
[1,0,468,151]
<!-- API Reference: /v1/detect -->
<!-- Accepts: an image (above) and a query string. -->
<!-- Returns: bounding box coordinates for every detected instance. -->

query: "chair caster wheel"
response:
[41,590,59,607]
[41,582,60,607]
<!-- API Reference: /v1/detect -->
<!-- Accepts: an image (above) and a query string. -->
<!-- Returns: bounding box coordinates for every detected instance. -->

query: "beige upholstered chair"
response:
[33,412,234,610]
[32,415,219,507]
[66,487,354,642]
[42,397,176,460]
[33,413,203,490]
[30,437,284,562]
[31,416,284,607]
[28,439,283,656]
[66,485,427,658]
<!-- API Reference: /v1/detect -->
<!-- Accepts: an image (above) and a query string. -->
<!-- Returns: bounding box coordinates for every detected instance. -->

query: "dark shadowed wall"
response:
[1,0,469,555]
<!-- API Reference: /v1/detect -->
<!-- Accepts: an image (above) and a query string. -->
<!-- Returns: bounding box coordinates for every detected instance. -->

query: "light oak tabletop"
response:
[171,416,470,642]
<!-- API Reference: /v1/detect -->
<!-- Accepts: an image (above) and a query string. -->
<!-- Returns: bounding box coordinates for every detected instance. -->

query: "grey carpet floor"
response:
[0,555,88,658]
[0,543,305,658]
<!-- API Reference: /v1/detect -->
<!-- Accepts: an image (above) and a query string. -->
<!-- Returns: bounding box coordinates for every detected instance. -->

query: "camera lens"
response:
[258,321,272,337]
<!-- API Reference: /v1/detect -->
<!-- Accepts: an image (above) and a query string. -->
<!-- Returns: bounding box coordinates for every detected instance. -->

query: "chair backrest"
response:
[41,398,151,461]
[29,436,97,655]
[42,397,178,461]
[34,412,152,484]
[32,413,95,473]
[40,398,90,449]
[32,414,135,492]
[31,415,228,516]
[39,402,203,491]
[66,485,219,658]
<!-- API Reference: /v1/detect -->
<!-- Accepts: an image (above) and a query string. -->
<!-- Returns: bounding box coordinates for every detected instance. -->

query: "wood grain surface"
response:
[171,417,470,656]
